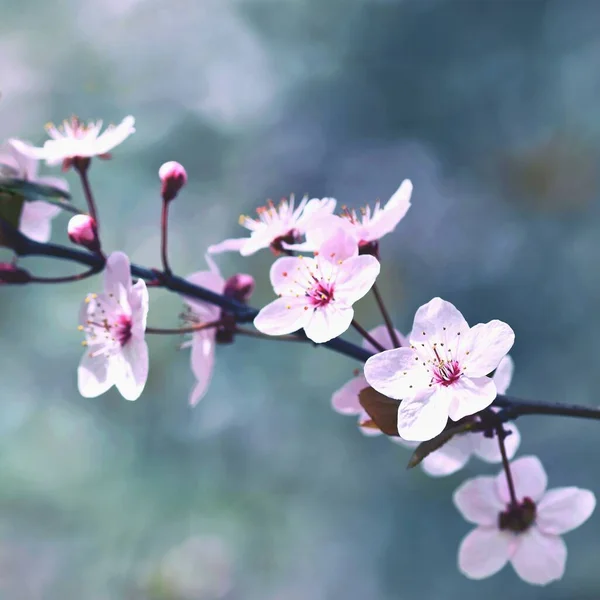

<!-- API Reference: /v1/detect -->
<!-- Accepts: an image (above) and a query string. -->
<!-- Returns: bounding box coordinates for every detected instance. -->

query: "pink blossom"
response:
[159,161,187,202]
[0,143,69,242]
[68,214,98,251]
[454,456,596,585]
[364,297,515,441]
[394,356,521,476]
[208,195,336,256]
[180,256,225,406]
[331,324,406,436]
[10,115,135,167]
[78,252,149,401]
[253,228,380,343]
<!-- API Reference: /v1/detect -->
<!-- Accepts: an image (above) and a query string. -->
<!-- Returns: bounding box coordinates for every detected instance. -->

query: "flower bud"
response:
[68,214,99,251]
[223,273,255,303]
[0,263,31,284]
[159,161,187,203]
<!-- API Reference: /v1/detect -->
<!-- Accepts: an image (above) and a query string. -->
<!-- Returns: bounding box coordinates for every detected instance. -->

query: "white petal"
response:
[458,527,512,580]
[8,138,48,160]
[335,255,380,304]
[240,229,281,256]
[18,200,60,242]
[130,279,149,336]
[304,303,354,343]
[409,297,469,347]
[290,215,350,252]
[496,455,547,504]
[114,339,149,401]
[460,321,515,377]
[331,375,368,415]
[253,297,311,337]
[364,347,430,401]
[474,422,520,463]
[104,252,132,297]
[207,237,247,255]
[317,227,359,262]
[364,325,407,352]
[421,434,473,477]
[510,528,566,586]
[77,352,114,398]
[493,355,514,395]
[363,179,412,241]
[397,387,450,442]
[189,330,217,406]
[536,488,596,535]
[453,475,505,525]
[446,376,497,422]
[270,256,307,296]
[295,197,337,228]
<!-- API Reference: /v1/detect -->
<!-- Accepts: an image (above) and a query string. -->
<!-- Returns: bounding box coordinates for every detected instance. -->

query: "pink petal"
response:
[104,252,132,297]
[453,476,505,525]
[18,200,61,242]
[304,303,354,343]
[460,320,515,377]
[335,255,380,304]
[536,488,596,535]
[77,352,113,398]
[492,355,514,394]
[207,237,247,255]
[253,297,311,337]
[409,297,469,347]
[446,376,497,422]
[364,325,407,352]
[421,434,473,477]
[364,347,430,401]
[36,175,70,194]
[363,179,412,241]
[317,227,359,262]
[510,528,566,585]
[130,279,149,336]
[496,455,547,504]
[115,339,149,401]
[295,197,337,229]
[270,256,306,296]
[474,421,520,463]
[189,329,217,406]
[331,375,368,415]
[458,527,512,580]
[397,387,450,441]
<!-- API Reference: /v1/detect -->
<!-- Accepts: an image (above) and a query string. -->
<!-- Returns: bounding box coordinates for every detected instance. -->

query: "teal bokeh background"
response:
[1,0,600,597]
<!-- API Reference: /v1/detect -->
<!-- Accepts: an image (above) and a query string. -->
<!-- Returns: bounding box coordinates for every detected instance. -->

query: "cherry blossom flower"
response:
[180,257,225,406]
[78,252,149,401]
[0,143,69,242]
[332,324,406,436]
[454,455,596,585]
[10,115,135,167]
[287,179,412,252]
[364,297,515,442]
[207,195,336,256]
[393,356,521,476]
[254,228,380,343]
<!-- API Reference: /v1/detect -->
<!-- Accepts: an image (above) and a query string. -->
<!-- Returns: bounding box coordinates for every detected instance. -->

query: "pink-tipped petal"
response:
[536,488,596,535]
[510,528,566,586]
[458,527,512,580]
[104,252,132,297]
[18,200,61,243]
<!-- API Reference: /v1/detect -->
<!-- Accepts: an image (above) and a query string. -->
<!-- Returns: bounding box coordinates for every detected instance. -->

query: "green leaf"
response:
[406,421,476,470]
[0,178,71,200]
[358,386,401,436]
[0,191,25,248]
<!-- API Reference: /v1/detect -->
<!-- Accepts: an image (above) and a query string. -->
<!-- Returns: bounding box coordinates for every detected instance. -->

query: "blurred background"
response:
[1,0,599,598]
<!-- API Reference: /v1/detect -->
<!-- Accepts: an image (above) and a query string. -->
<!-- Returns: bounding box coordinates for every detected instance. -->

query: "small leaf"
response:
[0,178,71,200]
[358,386,400,436]
[0,192,25,248]
[406,421,476,470]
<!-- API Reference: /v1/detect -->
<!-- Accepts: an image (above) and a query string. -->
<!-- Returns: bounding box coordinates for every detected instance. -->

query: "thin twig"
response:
[351,319,386,352]
[29,266,102,284]
[235,326,309,342]
[497,425,518,507]
[160,201,172,275]
[146,321,220,335]
[371,282,402,348]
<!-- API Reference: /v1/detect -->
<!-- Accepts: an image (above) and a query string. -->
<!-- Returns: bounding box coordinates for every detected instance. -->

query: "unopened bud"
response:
[159,161,187,203]
[223,273,255,303]
[0,263,31,284]
[68,214,99,251]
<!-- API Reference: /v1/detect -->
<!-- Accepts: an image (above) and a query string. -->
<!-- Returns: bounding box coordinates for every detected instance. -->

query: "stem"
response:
[235,326,308,342]
[160,200,172,275]
[495,395,600,421]
[146,321,220,335]
[351,320,386,353]
[497,425,518,507]
[371,282,401,348]
[74,162,100,237]
[29,266,102,284]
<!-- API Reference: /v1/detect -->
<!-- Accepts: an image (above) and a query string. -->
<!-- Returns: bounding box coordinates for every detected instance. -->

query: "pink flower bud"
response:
[159,161,187,203]
[68,214,99,251]
[223,273,255,303]
[0,263,31,284]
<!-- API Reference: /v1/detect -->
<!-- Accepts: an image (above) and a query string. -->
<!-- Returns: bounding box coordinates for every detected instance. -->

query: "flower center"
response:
[270,228,301,255]
[432,359,462,386]
[498,497,537,533]
[307,281,334,307]
[81,294,133,357]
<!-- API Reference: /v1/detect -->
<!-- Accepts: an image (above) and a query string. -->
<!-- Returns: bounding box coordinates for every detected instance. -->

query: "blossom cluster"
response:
[1,116,596,587]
